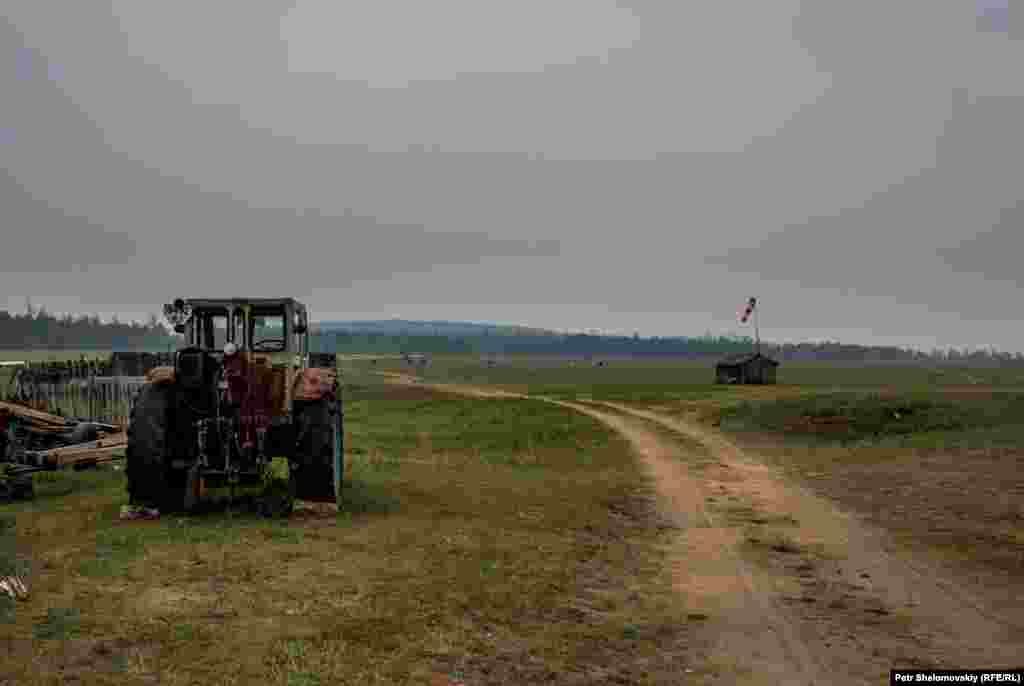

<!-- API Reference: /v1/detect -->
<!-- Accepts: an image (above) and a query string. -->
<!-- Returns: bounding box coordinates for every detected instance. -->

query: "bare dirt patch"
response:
[0,636,162,685]
[374,371,524,401]
[599,401,1024,676]
[739,434,1024,624]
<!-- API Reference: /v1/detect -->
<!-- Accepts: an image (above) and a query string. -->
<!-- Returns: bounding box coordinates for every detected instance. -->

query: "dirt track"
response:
[380,373,1024,683]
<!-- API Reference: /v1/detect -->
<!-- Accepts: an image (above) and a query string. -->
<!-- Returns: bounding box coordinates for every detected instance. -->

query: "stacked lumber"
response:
[0,401,72,433]
[22,432,127,468]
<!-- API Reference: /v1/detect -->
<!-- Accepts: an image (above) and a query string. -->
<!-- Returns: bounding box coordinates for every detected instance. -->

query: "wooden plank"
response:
[24,432,127,455]
[56,445,126,468]
[28,432,128,468]
[90,376,147,385]
[21,447,126,469]
[0,401,69,428]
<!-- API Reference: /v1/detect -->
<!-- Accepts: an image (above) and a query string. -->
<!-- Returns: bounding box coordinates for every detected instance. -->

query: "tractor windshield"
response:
[195,311,230,350]
[249,310,287,352]
[179,303,294,352]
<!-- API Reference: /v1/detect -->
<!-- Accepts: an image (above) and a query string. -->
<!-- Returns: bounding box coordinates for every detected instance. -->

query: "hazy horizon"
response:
[3,301,1015,355]
[3,2,1021,353]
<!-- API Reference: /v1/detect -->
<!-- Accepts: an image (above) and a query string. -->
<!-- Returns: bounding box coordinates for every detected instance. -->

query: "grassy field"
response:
[1,365,696,685]
[374,356,1024,610]
[2,352,1023,682]
[359,353,1024,394]
[7,348,1024,397]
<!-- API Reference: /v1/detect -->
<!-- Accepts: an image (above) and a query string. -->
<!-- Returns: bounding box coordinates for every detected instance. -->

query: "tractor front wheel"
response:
[291,399,341,503]
[126,383,180,512]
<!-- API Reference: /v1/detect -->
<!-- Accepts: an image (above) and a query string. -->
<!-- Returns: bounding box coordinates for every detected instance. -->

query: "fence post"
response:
[77,365,84,420]
[69,365,76,419]
[128,382,136,425]
[60,365,67,417]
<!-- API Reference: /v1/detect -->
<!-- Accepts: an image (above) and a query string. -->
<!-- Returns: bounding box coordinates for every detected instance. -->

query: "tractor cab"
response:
[161,297,319,421]
[164,298,309,359]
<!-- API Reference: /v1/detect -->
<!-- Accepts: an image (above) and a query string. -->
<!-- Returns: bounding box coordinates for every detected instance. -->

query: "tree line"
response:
[0,304,176,351]
[308,331,1024,365]
[1,303,1021,365]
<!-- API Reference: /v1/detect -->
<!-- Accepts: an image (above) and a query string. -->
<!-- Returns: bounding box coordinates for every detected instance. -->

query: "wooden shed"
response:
[403,353,429,367]
[715,352,779,385]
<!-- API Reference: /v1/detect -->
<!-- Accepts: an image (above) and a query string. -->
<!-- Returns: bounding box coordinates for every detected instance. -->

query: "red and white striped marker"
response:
[739,297,757,323]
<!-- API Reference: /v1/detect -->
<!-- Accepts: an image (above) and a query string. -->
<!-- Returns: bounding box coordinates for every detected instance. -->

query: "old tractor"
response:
[126,298,342,517]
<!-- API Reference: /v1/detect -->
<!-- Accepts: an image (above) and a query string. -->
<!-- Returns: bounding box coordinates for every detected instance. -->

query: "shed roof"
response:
[184,298,303,309]
[716,352,779,367]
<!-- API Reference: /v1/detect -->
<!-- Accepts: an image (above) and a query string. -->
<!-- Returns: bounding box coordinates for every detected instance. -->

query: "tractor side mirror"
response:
[294,310,307,334]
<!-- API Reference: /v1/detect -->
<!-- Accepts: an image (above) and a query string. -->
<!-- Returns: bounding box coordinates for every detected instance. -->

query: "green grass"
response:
[352,354,1024,394]
[716,390,1024,448]
[4,352,1022,683]
[0,373,695,685]
[33,607,82,640]
[371,358,1024,599]
[344,384,615,473]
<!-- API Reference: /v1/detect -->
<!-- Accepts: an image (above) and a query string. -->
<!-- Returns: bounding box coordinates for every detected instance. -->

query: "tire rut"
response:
[551,399,827,686]
[378,373,830,683]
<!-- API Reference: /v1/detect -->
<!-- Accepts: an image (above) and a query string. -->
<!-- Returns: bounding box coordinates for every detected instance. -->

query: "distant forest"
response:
[0,305,177,351]
[307,330,1024,365]
[1,306,1022,365]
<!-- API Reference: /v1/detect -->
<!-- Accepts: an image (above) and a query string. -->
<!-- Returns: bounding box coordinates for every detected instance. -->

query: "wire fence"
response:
[3,354,175,428]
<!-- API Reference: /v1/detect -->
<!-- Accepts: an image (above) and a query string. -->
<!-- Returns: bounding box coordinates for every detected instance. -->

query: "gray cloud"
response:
[936,202,1024,288]
[705,90,1024,318]
[1,2,1022,351]
[1,171,138,273]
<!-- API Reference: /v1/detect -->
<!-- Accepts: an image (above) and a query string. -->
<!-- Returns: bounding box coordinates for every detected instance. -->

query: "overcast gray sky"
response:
[3,1,1021,352]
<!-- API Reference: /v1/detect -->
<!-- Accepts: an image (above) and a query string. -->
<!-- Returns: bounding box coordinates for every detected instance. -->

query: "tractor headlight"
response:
[163,300,192,328]
[224,342,238,357]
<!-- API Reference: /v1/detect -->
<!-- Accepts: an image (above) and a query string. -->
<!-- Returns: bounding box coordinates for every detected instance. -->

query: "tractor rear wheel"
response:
[126,383,180,512]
